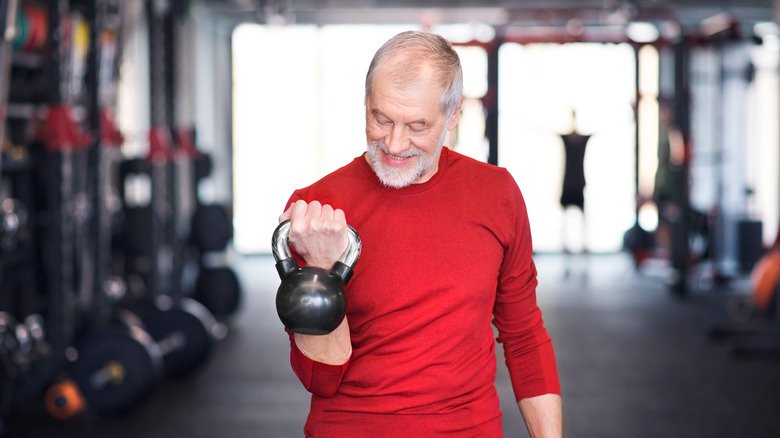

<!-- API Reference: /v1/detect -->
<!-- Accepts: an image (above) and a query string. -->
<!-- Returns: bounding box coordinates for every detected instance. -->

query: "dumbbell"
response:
[0,313,46,375]
[21,314,49,362]
[0,313,18,358]
[12,319,32,368]
[191,204,232,253]
[46,315,162,419]
[194,266,242,322]
[0,198,29,252]
[272,220,361,335]
[123,296,224,379]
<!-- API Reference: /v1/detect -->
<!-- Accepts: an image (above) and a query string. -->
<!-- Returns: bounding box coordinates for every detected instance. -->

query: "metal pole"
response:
[485,38,500,166]
[634,43,641,218]
[670,36,691,295]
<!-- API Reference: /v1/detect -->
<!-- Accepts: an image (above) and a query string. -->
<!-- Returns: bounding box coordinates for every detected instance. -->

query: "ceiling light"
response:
[627,22,659,43]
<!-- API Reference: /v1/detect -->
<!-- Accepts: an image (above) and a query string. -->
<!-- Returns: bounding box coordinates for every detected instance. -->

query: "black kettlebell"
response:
[272,220,361,335]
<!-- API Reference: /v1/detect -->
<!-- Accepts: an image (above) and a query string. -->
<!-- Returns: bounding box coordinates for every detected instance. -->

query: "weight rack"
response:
[0,0,239,427]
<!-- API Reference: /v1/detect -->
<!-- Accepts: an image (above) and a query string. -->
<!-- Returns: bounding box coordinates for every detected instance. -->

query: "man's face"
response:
[364,65,458,188]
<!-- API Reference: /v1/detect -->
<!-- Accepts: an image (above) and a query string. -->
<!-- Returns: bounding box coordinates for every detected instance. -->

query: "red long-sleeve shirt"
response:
[283,147,560,436]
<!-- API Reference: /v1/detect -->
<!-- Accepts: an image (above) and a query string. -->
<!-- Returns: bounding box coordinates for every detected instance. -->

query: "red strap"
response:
[44,105,92,151]
[100,109,124,147]
[148,126,173,163]
[174,128,200,158]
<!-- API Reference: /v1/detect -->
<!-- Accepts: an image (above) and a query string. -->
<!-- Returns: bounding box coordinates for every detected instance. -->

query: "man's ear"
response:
[447,96,464,131]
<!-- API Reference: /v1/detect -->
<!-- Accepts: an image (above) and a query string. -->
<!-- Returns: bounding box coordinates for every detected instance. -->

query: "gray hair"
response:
[365,31,463,119]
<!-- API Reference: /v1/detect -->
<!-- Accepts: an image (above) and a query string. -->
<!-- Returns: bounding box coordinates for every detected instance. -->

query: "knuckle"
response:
[291,201,306,217]
[309,217,322,232]
[290,220,307,236]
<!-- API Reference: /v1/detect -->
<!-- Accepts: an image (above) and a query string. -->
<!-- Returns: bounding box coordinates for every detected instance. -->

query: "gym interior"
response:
[1,0,780,437]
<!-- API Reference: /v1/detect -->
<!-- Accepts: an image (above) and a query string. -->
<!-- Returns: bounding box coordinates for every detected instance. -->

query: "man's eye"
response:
[409,124,426,133]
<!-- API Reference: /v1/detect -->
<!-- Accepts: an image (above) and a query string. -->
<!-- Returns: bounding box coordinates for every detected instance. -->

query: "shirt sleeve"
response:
[288,332,350,398]
[492,171,561,401]
[281,191,350,398]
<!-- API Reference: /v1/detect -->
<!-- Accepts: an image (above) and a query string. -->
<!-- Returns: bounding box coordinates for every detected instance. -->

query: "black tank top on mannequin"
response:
[559,133,590,210]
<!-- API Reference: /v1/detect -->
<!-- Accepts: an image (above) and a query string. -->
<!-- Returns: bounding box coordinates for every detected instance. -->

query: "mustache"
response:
[368,140,422,159]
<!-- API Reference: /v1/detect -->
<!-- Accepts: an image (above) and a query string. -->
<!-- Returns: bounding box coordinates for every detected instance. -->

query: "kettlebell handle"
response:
[272,219,362,281]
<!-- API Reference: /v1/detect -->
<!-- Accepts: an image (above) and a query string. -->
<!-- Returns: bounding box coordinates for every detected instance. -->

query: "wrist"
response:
[295,334,352,365]
[294,318,352,365]
[304,258,336,270]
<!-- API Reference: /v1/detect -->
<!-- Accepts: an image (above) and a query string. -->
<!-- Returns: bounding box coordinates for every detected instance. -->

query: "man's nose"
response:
[385,126,410,155]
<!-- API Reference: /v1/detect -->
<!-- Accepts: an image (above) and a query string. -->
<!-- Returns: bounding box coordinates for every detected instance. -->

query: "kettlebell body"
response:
[275,266,346,335]
[272,220,361,335]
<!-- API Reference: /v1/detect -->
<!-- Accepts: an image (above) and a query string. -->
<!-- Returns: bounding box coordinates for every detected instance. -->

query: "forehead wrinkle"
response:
[377,54,440,95]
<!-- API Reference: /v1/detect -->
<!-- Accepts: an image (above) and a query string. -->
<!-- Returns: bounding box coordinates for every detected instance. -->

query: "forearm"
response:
[294,317,352,365]
[518,393,563,438]
[288,318,351,398]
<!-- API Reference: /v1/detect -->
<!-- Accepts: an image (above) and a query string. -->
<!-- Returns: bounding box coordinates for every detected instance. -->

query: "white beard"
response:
[366,124,449,189]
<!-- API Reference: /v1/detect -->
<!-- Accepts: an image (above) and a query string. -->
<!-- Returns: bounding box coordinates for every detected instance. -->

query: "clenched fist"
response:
[279,200,349,271]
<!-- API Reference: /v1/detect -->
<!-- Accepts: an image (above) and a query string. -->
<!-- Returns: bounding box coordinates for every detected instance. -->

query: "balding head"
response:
[365,31,463,120]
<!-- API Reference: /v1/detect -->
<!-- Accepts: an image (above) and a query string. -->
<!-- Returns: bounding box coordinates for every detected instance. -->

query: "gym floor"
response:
[6,253,780,438]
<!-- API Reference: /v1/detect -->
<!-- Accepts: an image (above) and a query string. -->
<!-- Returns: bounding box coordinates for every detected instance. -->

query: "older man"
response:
[279,30,562,437]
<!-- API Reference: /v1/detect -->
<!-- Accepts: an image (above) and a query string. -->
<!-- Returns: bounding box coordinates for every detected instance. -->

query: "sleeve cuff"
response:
[290,335,350,397]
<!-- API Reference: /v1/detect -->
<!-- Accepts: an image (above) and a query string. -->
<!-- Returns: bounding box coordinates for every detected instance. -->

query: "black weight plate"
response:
[120,206,153,256]
[194,154,213,182]
[191,204,232,253]
[194,267,242,321]
[0,356,14,416]
[120,158,150,176]
[131,298,216,379]
[70,324,161,417]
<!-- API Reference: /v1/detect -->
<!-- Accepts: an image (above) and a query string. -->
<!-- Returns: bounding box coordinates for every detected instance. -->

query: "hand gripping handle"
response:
[271,219,362,283]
